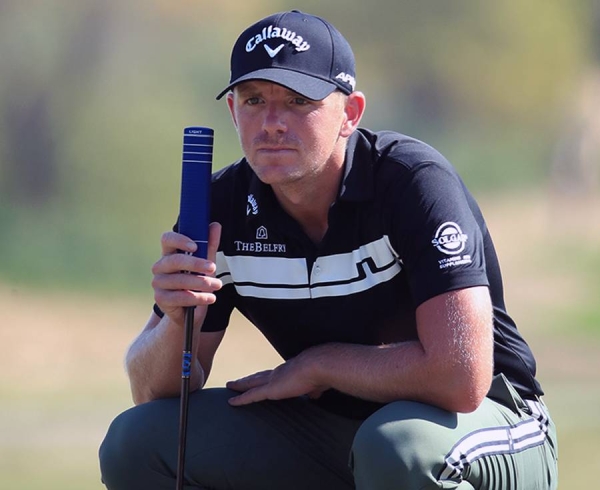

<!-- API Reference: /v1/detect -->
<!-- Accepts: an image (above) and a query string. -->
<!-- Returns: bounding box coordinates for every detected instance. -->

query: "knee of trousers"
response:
[351,400,459,489]
[99,398,179,489]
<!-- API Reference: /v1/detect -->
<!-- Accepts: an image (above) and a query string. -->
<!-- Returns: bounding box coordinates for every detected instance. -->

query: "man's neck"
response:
[272,160,343,244]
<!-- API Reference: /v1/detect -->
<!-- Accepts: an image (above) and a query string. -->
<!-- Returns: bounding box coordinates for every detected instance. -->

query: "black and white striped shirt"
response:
[161,128,543,418]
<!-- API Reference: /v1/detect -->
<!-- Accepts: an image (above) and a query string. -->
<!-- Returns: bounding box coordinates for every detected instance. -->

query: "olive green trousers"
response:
[99,376,557,489]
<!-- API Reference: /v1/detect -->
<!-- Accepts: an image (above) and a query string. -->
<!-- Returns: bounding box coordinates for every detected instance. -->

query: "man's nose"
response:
[262,102,287,133]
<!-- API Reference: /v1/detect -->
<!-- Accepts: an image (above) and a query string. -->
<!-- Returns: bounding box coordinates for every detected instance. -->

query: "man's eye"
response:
[246,97,261,105]
[292,97,309,105]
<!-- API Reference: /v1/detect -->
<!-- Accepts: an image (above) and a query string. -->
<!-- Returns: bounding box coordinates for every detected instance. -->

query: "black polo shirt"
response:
[159,128,543,418]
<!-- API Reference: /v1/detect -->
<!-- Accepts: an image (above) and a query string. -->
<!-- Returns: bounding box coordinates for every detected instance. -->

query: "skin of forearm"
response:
[227,289,494,412]
[305,339,492,413]
[126,316,205,405]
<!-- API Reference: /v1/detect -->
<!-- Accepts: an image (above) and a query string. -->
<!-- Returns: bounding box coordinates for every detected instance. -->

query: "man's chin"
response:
[249,163,299,186]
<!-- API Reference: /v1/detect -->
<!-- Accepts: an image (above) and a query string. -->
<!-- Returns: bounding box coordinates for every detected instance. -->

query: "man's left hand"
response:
[226,353,326,406]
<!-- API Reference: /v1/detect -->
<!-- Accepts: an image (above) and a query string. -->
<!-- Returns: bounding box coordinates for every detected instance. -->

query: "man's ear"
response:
[340,91,366,138]
[226,92,238,129]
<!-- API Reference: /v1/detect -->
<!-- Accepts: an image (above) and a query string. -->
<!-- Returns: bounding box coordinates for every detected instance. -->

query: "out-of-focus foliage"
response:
[313,1,589,126]
[0,0,597,293]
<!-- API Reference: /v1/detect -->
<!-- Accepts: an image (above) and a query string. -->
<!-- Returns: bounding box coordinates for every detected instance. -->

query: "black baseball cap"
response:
[216,10,356,101]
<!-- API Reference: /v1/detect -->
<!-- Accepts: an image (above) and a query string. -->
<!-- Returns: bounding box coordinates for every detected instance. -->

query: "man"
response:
[100,10,558,490]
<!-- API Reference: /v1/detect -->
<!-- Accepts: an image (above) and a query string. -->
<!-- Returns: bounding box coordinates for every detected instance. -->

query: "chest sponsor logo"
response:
[256,226,268,240]
[234,241,287,253]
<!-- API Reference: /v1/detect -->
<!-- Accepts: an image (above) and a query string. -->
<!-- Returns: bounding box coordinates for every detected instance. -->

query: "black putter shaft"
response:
[176,306,195,490]
[175,127,213,490]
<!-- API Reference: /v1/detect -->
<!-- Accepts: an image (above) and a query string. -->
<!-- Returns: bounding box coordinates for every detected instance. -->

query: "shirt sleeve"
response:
[201,281,236,332]
[389,161,489,307]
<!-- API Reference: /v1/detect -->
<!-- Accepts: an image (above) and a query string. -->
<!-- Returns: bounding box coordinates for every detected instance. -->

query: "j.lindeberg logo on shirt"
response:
[245,25,311,54]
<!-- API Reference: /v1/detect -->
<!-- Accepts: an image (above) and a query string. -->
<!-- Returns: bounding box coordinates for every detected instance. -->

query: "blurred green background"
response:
[1,0,599,488]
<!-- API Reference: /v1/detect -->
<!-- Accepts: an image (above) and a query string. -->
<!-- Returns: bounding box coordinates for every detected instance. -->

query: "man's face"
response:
[227,81,349,187]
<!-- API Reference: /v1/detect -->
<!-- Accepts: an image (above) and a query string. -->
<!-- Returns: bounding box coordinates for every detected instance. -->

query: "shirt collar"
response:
[337,129,374,203]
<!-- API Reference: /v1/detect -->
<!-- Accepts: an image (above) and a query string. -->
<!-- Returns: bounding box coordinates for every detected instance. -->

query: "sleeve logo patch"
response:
[432,222,468,255]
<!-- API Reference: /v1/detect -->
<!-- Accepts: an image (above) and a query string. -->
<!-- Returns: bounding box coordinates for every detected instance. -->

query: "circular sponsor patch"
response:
[432,222,468,255]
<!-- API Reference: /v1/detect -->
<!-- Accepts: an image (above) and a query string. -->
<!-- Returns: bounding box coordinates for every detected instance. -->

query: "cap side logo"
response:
[246,25,310,53]
[335,72,356,90]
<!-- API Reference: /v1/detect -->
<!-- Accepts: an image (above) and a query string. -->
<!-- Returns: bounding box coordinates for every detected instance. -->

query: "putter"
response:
[175,126,214,490]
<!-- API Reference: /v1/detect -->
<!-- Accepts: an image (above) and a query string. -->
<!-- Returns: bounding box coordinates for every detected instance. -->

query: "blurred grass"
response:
[0,205,156,295]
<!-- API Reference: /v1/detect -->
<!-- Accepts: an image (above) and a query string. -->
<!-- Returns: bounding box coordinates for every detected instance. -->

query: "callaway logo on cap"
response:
[216,10,356,101]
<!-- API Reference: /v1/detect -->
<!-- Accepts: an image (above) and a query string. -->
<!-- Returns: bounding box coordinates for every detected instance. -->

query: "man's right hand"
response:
[151,222,222,328]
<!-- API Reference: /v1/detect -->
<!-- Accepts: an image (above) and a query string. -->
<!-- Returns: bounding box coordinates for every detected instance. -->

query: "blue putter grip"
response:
[178,127,213,259]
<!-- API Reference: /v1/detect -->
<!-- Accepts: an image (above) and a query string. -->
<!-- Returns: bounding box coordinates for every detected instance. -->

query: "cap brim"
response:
[215,68,338,101]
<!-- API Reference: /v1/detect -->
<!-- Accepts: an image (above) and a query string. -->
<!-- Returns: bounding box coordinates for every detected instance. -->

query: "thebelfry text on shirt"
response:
[234,241,287,253]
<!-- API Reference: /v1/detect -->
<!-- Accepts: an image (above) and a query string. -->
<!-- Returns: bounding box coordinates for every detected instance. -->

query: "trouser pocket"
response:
[486,373,531,415]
